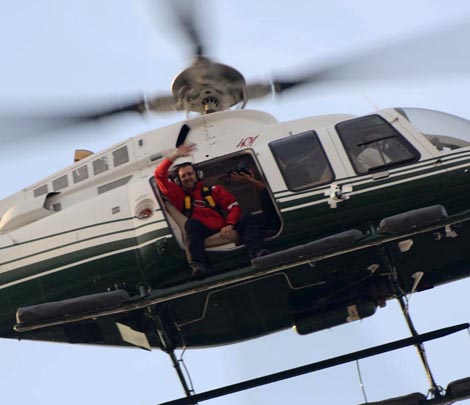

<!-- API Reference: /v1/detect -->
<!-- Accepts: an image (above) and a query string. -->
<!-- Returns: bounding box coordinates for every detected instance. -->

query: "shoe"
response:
[252,249,271,259]
[191,263,211,280]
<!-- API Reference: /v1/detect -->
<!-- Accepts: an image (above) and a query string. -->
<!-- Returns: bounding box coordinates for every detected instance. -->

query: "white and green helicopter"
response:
[2,2,470,404]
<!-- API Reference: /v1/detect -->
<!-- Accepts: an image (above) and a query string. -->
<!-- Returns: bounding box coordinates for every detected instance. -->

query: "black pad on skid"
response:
[16,289,130,326]
[252,229,363,270]
[378,205,448,234]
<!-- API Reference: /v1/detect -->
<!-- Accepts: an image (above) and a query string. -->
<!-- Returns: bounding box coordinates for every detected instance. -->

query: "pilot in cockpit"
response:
[356,132,392,172]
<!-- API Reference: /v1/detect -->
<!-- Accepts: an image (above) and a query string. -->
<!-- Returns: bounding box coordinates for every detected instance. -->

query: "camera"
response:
[227,161,250,177]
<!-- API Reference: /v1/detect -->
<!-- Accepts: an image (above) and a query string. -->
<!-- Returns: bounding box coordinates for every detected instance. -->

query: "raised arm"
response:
[154,143,197,204]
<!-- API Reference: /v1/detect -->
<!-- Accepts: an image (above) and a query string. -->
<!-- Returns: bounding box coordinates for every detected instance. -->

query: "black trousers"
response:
[259,188,281,231]
[184,214,263,268]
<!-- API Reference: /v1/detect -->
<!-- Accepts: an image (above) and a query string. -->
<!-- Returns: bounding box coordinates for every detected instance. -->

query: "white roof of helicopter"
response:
[0,108,355,218]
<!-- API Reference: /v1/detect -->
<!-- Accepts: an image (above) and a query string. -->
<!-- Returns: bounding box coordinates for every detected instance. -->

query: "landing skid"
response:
[161,323,469,405]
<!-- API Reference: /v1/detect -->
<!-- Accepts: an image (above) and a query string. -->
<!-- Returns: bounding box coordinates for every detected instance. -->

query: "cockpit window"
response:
[396,108,470,151]
[337,115,420,174]
[269,130,334,191]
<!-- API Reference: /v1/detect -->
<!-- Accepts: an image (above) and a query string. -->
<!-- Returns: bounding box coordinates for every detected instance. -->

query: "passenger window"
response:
[269,131,334,191]
[113,146,129,167]
[93,156,109,175]
[33,184,48,197]
[73,165,89,184]
[337,115,420,174]
[53,175,69,191]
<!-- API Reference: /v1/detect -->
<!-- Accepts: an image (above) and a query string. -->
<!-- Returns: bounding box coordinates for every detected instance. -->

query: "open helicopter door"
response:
[198,150,282,238]
[151,149,282,252]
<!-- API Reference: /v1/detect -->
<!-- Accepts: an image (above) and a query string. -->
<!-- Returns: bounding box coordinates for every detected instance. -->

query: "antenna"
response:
[363,94,381,110]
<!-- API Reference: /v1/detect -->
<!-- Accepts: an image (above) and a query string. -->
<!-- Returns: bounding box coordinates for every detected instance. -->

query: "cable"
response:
[356,360,369,403]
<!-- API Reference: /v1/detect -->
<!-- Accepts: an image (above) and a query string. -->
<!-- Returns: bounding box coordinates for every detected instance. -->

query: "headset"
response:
[170,161,204,187]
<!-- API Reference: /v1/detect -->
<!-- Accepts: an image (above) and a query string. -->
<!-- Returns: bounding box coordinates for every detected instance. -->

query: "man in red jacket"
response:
[155,143,268,279]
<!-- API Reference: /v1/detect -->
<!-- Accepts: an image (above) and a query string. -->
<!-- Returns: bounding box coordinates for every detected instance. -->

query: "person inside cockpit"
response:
[356,132,392,172]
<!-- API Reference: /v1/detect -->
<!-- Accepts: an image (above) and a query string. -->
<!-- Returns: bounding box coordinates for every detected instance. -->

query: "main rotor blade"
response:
[78,98,147,120]
[168,0,206,57]
[0,94,180,137]
[270,19,470,94]
[75,94,180,120]
[0,115,92,140]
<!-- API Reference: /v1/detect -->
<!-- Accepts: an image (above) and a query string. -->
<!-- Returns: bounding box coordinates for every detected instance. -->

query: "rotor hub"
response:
[171,58,247,114]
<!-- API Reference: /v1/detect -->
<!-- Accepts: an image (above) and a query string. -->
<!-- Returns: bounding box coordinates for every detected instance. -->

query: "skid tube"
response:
[158,322,469,405]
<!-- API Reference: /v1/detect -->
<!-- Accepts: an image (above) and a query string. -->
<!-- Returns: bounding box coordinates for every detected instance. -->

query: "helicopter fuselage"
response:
[1,107,470,348]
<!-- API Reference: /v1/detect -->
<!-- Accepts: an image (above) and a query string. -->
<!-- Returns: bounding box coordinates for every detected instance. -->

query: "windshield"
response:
[396,108,470,151]
[336,114,419,174]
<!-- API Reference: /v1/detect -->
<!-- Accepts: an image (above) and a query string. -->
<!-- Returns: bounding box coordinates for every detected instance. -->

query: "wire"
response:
[405,271,424,310]
[356,360,368,403]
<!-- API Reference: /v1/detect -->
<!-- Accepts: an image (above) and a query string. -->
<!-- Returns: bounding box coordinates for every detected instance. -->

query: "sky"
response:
[1,1,470,405]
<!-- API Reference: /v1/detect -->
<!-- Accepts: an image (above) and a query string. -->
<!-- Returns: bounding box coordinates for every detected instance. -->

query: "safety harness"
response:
[182,186,224,218]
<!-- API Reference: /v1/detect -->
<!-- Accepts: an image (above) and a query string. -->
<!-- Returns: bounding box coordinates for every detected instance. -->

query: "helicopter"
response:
[0,2,470,404]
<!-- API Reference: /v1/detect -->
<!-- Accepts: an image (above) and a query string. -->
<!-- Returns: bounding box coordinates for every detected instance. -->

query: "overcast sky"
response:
[1,1,470,405]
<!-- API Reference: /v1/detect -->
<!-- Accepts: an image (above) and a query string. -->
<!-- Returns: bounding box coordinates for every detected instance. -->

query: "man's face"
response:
[178,165,198,190]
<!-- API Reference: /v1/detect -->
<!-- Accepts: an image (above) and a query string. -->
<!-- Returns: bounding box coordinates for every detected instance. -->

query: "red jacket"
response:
[155,158,242,230]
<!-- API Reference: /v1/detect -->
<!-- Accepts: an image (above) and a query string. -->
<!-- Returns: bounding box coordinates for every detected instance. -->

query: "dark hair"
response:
[170,162,199,185]
[175,161,195,173]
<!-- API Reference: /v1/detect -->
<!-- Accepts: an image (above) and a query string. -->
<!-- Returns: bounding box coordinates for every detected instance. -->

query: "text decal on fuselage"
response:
[236,135,259,148]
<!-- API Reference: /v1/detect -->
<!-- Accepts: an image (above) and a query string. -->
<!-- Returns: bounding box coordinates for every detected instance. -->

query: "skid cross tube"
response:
[158,323,469,405]
[147,307,195,402]
[397,295,442,396]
